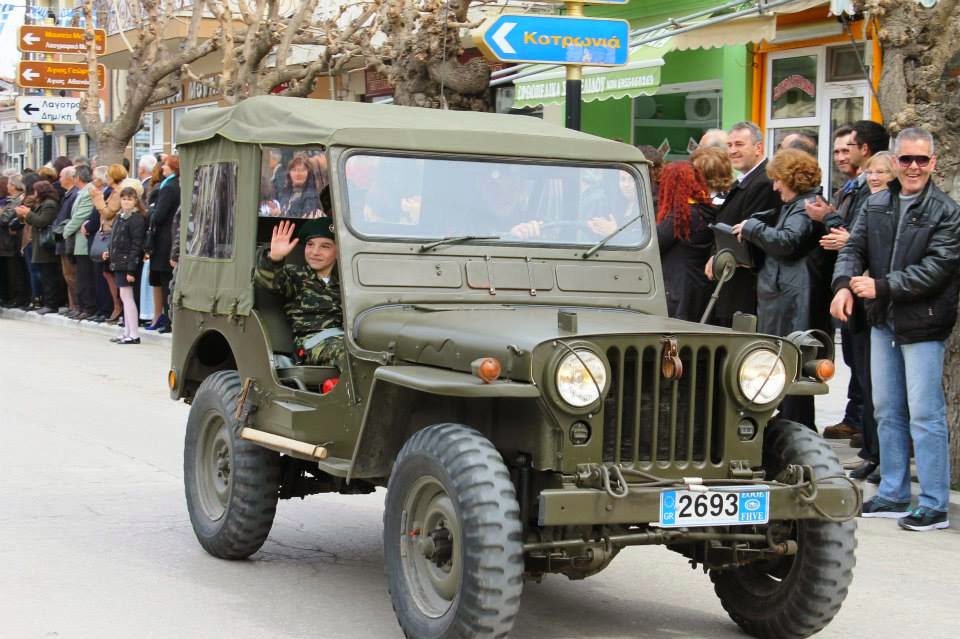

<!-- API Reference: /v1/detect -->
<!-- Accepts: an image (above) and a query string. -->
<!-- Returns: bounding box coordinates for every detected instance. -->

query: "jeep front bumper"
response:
[537,480,859,526]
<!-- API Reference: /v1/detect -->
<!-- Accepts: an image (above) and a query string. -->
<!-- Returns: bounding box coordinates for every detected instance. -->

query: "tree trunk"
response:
[378,0,491,111]
[872,0,960,485]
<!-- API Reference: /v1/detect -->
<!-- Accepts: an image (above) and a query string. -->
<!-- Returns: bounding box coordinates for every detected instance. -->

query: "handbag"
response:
[38,224,58,252]
[89,229,111,262]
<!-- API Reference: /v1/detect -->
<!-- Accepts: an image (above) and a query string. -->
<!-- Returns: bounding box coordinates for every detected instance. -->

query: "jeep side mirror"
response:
[699,249,737,324]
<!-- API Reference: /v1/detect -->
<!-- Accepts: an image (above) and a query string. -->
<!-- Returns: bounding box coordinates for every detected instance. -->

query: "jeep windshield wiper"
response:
[419,235,500,252]
[582,214,644,259]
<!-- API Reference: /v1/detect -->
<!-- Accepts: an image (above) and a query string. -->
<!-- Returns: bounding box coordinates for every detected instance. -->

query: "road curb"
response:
[0,307,172,345]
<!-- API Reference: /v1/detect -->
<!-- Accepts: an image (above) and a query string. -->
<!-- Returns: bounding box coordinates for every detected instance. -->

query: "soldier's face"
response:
[305,237,337,275]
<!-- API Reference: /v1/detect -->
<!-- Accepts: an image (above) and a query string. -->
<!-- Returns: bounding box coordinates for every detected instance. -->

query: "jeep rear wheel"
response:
[710,419,857,639]
[384,424,524,639]
[184,371,283,559]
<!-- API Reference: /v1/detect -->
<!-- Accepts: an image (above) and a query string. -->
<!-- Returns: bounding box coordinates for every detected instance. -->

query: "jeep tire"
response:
[184,370,283,559]
[384,424,524,639]
[710,419,857,639]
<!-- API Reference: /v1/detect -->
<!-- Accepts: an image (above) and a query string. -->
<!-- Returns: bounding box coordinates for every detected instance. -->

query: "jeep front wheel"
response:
[384,424,524,639]
[184,370,283,559]
[710,419,857,639]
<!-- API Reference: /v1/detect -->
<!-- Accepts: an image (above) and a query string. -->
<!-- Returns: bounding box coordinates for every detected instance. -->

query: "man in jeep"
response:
[253,219,343,369]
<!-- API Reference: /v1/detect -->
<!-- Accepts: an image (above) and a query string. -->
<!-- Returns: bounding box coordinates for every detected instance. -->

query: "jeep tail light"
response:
[472,358,501,383]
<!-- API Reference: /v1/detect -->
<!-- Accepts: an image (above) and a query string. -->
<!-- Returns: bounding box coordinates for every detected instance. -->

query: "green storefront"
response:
[511,0,756,161]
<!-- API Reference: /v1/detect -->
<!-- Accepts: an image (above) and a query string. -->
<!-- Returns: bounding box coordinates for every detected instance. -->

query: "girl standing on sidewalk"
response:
[104,187,147,345]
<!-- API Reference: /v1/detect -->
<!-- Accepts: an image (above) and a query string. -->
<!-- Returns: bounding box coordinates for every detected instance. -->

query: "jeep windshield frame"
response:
[338,149,651,251]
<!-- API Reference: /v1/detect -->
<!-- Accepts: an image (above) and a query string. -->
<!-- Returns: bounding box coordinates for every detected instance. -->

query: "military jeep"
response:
[170,96,858,639]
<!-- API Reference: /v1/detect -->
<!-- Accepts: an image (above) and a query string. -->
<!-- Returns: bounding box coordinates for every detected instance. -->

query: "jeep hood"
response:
[355,305,735,381]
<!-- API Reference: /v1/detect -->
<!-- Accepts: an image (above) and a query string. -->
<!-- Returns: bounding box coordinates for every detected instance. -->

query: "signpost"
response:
[18,25,106,54]
[476,3,631,130]
[17,61,105,91]
[15,96,102,125]
[477,15,629,66]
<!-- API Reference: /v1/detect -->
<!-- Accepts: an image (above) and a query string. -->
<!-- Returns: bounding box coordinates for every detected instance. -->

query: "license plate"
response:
[657,488,770,528]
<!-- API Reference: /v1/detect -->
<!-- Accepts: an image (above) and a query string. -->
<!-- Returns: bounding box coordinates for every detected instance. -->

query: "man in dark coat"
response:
[706,121,781,327]
[807,121,888,480]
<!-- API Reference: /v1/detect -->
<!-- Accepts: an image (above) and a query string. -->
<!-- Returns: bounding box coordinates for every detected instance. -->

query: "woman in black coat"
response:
[656,161,716,322]
[733,148,823,429]
[145,155,180,331]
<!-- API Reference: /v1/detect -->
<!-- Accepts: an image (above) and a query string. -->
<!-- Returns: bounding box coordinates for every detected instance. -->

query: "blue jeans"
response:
[871,325,950,512]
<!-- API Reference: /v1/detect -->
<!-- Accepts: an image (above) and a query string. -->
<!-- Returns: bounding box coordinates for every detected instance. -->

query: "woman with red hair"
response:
[656,161,716,321]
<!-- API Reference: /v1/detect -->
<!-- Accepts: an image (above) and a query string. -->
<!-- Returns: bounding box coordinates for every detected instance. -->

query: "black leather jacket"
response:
[833,179,960,343]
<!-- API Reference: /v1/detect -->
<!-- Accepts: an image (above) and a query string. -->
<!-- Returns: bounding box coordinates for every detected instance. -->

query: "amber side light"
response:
[814,360,835,382]
[168,369,177,390]
[472,358,502,383]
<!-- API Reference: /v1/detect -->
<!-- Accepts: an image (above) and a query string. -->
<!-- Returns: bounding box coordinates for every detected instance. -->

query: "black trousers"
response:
[2,255,31,305]
[37,261,66,308]
[74,255,98,314]
[844,326,878,462]
[95,261,113,316]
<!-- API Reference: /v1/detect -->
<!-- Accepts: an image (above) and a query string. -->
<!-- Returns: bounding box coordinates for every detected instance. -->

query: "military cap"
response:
[298,218,336,243]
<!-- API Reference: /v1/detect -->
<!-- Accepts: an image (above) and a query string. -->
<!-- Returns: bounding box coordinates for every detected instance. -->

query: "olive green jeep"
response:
[170,96,858,639]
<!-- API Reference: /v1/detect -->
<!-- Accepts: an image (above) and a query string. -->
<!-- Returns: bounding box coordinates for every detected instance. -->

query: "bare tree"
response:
[866,0,960,484]
[78,0,219,164]
[205,0,379,103]
[366,0,492,111]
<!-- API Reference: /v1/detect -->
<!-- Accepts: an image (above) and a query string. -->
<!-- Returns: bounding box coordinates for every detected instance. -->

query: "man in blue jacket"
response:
[832,128,960,531]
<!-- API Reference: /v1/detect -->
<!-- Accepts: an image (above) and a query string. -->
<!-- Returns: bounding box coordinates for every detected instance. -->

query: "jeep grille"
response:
[602,344,727,467]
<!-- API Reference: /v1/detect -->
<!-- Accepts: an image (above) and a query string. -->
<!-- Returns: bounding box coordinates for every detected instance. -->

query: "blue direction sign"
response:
[478,15,629,66]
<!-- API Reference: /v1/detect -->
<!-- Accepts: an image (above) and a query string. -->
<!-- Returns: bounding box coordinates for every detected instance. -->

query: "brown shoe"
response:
[822,422,859,439]
[849,433,864,448]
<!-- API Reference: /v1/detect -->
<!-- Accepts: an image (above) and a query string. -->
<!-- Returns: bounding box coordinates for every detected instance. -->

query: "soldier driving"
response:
[254,219,343,369]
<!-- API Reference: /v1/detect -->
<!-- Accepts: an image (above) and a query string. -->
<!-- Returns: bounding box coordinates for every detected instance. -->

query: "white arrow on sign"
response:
[22,68,39,81]
[493,22,516,55]
[22,32,39,45]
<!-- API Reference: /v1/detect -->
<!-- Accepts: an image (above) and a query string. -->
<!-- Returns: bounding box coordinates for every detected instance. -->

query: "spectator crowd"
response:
[0,152,181,344]
[3,116,957,533]
[654,119,959,532]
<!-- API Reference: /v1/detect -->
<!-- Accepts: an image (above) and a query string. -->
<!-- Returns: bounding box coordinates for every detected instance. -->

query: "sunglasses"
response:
[897,155,931,168]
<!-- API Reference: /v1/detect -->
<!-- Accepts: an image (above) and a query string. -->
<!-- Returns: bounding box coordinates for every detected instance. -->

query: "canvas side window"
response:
[187,162,237,259]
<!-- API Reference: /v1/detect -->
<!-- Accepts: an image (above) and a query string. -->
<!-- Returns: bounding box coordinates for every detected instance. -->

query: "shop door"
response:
[822,83,870,194]
[765,46,871,195]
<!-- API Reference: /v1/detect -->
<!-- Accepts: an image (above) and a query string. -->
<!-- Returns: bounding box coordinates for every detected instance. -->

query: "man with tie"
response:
[705,121,781,327]
[806,121,889,482]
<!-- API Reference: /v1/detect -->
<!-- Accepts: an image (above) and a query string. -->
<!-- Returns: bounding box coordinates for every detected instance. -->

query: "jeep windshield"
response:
[343,153,650,249]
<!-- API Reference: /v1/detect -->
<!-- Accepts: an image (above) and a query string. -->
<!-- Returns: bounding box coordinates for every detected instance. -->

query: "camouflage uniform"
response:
[254,253,344,368]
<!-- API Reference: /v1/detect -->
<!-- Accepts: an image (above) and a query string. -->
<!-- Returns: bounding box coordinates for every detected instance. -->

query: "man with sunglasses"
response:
[831,127,960,531]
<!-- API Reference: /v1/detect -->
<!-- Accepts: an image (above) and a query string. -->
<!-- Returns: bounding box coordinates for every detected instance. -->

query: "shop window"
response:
[770,127,820,154]
[770,55,818,120]
[633,86,722,160]
[827,45,868,82]
[149,111,164,148]
[187,162,237,259]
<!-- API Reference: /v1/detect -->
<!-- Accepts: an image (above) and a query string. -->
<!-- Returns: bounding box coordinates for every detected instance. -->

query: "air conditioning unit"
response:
[685,92,721,122]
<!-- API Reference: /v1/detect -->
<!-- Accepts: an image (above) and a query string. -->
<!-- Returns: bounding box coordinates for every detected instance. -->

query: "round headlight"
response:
[738,349,787,405]
[556,350,607,408]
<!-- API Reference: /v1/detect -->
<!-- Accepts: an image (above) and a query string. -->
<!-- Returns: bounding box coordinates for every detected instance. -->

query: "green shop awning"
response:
[512,46,664,109]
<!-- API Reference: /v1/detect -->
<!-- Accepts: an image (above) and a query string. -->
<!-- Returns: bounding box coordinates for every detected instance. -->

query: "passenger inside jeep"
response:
[254,218,343,393]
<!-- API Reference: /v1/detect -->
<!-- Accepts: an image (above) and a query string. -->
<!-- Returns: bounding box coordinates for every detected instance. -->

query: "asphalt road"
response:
[2,316,959,639]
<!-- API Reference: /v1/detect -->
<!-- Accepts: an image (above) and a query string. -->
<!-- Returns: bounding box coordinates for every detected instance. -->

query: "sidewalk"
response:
[0,307,172,345]
[3,305,957,523]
